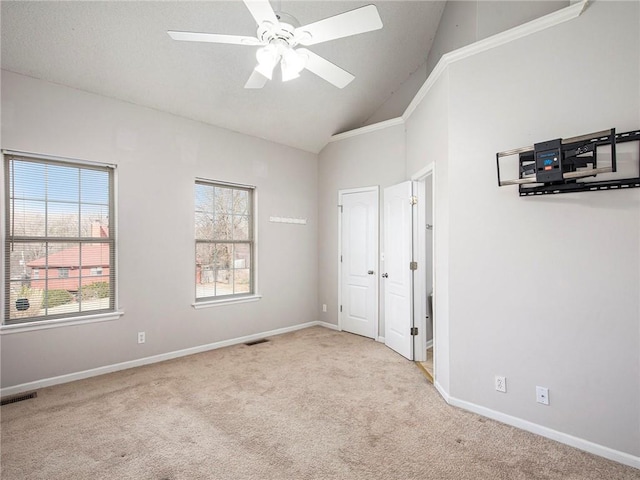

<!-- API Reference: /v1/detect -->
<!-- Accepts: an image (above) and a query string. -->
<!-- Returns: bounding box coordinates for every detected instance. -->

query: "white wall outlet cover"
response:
[536,386,549,405]
[495,375,507,393]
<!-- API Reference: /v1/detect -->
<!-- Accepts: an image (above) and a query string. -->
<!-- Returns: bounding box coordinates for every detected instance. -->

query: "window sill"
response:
[0,311,125,335]
[192,295,262,309]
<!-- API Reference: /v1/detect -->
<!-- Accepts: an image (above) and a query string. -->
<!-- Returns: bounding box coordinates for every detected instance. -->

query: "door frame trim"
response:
[337,186,380,338]
[411,164,435,365]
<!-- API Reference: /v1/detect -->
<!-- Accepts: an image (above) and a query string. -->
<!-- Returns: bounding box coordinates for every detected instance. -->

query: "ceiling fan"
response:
[168,0,383,89]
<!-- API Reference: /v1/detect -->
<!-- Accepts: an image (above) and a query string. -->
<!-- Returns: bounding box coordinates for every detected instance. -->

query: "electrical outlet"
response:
[495,375,506,393]
[137,331,146,344]
[536,386,549,405]
[322,304,327,312]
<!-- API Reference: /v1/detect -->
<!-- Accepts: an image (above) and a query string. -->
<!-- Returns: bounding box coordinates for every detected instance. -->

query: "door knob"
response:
[368,270,375,275]
[382,273,388,278]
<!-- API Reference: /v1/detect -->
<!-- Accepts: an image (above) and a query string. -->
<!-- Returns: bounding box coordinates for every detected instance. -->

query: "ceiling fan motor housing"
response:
[257,13,310,47]
[274,12,301,29]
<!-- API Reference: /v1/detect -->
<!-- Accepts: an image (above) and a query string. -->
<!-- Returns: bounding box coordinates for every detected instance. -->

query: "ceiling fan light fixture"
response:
[281,48,307,82]
[281,64,300,82]
[255,44,280,80]
[255,62,276,80]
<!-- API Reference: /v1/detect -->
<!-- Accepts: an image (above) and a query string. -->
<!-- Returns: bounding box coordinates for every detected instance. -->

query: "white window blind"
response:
[4,153,116,324]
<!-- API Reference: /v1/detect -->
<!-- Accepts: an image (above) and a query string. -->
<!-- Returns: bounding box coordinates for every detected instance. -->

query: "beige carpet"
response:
[1,327,638,480]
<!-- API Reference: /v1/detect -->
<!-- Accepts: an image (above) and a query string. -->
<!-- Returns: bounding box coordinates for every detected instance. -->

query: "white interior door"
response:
[339,189,378,339]
[383,181,414,359]
[412,167,434,363]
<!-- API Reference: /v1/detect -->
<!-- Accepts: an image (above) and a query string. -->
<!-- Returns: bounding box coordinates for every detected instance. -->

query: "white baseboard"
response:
[4,321,637,470]
[0,321,326,398]
[434,384,640,470]
[434,380,450,403]
[316,321,339,331]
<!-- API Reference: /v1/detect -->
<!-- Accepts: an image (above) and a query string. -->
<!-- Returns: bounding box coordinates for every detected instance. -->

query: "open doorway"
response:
[412,165,435,381]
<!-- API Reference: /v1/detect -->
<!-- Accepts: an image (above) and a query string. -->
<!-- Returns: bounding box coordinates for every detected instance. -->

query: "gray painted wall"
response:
[405,72,451,391]
[317,124,406,336]
[368,1,568,127]
[1,0,638,464]
[426,1,569,80]
[443,1,639,456]
[319,0,640,460]
[1,71,318,388]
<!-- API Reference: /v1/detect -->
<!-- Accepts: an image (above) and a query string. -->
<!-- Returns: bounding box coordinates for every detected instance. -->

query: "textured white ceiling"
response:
[1,1,445,153]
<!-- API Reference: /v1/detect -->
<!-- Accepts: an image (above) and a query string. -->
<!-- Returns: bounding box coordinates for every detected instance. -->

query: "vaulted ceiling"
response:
[1,1,446,153]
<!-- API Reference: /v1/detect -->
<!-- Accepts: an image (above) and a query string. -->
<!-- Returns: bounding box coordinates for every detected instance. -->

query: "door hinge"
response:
[410,195,418,205]
[338,204,343,213]
[411,327,418,336]
[410,261,418,270]
[340,305,343,312]
[340,255,343,263]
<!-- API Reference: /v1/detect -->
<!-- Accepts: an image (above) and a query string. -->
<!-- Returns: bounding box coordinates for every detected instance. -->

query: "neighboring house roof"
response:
[27,244,110,268]
[27,222,110,269]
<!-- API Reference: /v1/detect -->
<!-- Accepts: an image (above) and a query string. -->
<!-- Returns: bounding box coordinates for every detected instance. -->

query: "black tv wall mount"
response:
[496,128,640,196]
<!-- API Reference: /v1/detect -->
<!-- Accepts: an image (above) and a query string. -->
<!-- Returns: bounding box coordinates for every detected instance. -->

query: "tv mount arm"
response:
[496,128,640,196]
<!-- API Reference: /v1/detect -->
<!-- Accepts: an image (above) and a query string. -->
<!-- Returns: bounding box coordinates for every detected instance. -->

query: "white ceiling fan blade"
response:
[243,0,278,27]
[295,5,382,46]
[168,31,262,46]
[244,69,269,89]
[298,49,354,89]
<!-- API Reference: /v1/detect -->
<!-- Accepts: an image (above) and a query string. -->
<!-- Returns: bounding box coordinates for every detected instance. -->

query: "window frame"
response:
[194,178,259,307]
[2,150,121,330]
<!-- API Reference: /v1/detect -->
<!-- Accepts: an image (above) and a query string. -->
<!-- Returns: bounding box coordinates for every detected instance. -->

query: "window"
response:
[90,267,103,276]
[195,180,254,301]
[4,153,116,324]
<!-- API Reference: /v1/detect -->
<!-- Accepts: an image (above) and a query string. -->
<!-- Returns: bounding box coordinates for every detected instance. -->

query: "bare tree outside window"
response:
[195,181,253,300]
